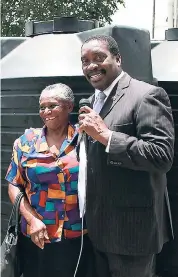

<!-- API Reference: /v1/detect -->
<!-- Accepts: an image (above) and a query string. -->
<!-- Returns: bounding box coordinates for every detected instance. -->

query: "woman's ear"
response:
[68,102,74,113]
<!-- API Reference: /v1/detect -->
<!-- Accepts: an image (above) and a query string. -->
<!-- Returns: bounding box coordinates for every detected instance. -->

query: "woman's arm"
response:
[8,183,49,249]
[8,183,38,224]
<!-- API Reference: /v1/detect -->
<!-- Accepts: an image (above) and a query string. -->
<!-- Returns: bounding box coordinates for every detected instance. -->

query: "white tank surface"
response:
[1,33,84,79]
[151,40,178,81]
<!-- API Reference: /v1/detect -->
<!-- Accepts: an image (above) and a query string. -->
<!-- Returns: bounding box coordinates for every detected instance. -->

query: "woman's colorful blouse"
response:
[5,124,87,242]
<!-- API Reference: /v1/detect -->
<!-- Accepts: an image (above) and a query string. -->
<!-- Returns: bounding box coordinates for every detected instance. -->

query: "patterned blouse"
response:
[5,124,87,242]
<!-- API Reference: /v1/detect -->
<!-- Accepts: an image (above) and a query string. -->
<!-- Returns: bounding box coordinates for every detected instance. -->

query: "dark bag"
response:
[1,192,24,277]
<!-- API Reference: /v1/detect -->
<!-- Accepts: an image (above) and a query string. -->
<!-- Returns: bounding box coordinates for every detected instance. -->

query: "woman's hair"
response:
[39,83,75,103]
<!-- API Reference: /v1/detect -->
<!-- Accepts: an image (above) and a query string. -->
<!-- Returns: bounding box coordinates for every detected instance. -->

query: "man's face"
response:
[81,40,121,91]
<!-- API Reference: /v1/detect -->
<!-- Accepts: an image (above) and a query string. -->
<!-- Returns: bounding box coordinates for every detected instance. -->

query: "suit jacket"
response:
[85,72,175,255]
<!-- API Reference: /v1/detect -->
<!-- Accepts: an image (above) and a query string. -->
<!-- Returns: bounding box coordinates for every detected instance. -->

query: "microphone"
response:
[77,99,91,160]
[78,98,91,134]
[79,98,91,110]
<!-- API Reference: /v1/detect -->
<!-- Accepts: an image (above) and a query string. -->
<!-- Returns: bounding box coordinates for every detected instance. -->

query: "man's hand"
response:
[78,106,112,146]
[29,217,49,249]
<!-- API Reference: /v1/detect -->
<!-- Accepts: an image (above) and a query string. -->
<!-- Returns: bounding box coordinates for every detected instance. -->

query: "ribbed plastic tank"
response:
[1,37,27,59]
[1,16,154,239]
[151,28,178,276]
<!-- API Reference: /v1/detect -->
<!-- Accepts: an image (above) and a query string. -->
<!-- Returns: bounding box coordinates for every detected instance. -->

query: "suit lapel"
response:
[89,94,95,108]
[100,72,131,119]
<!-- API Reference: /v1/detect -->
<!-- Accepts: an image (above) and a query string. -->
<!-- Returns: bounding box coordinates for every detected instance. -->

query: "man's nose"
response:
[87,62,98,71]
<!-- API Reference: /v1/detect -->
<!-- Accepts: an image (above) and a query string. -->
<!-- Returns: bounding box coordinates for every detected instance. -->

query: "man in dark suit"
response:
[78,35,175,277]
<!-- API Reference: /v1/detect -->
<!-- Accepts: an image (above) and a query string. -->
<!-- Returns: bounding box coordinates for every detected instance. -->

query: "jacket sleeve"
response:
[107,87,175,173]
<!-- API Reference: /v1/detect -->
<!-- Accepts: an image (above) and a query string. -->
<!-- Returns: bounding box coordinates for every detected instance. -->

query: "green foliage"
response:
[1,0,124,36]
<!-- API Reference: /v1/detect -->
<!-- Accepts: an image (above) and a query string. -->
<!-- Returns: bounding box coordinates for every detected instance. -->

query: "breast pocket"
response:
[112,122,135,135]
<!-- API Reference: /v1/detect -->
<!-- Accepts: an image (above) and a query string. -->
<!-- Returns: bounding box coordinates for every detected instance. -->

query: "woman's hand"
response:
[8,184,49,249]
[29,217,49,249]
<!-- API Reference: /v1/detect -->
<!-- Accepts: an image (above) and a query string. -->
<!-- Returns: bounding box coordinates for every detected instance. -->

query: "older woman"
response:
[5,83,95,277]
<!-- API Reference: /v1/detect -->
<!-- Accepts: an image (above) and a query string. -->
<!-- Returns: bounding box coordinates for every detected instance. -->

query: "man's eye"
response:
[95,55,105,62]
[82,59,89,66]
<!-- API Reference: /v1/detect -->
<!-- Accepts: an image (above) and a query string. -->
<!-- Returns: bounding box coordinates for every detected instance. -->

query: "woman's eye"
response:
[40,106,45,111]
[39,105,57,111]
[49,105,56,109]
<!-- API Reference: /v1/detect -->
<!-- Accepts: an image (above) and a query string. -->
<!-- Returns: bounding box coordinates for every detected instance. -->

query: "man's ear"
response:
[116,54,121,66]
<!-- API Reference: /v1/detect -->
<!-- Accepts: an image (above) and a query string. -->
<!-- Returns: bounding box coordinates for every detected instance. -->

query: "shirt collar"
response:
[36,123,77,153]
[95,71,125,100]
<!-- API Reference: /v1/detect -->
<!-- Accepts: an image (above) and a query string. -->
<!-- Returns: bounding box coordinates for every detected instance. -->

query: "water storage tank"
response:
[151,28,178,276]
[1,37,27,59]
[1,16,153,240]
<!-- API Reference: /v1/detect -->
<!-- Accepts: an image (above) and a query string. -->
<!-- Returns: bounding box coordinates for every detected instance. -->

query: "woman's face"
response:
[39,93,73,130]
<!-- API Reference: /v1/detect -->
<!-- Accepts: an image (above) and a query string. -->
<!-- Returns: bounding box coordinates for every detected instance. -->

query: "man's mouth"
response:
[88,70,105,82]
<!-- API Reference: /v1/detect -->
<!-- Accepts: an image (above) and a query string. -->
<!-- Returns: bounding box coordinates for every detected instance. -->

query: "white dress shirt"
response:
[94,71,125,152]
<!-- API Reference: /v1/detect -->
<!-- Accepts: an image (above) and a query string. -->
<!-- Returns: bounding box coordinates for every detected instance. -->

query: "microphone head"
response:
[79,98,91,108]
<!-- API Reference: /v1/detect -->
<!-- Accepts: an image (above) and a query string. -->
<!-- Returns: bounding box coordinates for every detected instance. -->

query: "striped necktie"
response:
[93,91,106,114]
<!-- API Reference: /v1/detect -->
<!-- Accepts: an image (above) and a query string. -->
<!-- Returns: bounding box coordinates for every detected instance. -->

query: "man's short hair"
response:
[82,35,120,56]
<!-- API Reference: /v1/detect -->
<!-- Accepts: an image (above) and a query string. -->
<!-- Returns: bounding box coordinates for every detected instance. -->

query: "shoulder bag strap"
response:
[7,191,24,234]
